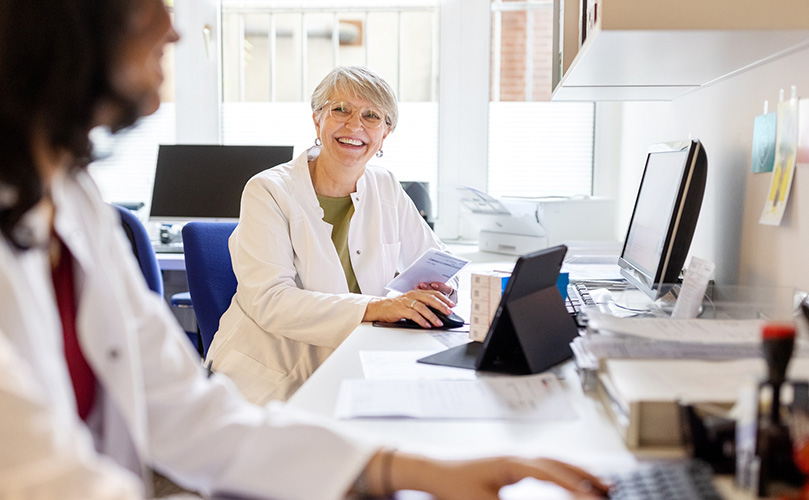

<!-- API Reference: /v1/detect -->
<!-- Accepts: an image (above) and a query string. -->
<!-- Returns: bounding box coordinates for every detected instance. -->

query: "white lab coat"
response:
[0,169,376,500]
[207,148,456,404]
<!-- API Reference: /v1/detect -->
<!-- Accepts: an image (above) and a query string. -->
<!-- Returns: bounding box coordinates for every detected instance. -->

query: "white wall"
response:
[602,45,809,288]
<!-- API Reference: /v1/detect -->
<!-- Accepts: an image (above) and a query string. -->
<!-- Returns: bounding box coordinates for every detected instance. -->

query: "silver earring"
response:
[376,149,384,158]
[314,137,322,147]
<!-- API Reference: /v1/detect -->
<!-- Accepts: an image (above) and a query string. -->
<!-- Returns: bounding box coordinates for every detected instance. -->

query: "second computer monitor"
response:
[618,139,707,300]
[149,144,294,223]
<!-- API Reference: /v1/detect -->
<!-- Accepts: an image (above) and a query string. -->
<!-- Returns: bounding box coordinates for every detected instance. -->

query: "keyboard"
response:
[152,241,184,253]
[609,460,724,500]
[566,281,596,316]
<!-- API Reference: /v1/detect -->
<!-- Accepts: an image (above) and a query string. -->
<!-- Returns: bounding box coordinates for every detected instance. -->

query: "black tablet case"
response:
[417,244,578,375]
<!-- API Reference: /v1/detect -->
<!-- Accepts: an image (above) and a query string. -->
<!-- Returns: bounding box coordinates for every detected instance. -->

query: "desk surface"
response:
[288,324,638,464]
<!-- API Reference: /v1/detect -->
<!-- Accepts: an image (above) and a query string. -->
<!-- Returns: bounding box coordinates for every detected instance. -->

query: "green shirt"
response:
[317,194,361,294]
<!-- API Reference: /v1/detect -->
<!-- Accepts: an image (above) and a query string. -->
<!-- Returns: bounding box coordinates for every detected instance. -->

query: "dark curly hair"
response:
[0,0,146,249]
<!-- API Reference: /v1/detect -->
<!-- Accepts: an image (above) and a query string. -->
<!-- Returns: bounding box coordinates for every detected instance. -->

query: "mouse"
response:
[403,306,465,329]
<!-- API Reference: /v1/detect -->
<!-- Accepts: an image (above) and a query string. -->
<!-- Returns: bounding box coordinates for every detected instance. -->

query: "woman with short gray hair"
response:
[208,66,459,404]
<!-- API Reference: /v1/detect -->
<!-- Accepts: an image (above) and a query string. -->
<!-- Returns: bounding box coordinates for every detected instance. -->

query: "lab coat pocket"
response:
[215,350,287,404]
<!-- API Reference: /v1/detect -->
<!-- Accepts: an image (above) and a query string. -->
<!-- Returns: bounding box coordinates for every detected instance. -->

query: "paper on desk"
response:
[385,249,469,294]
[587,312,764,344]
[335,373,577,420]
[360,351,478,380]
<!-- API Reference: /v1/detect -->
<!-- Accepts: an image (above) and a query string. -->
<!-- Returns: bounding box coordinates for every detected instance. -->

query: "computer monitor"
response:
[149,144,294,223]
[617,139,707,300]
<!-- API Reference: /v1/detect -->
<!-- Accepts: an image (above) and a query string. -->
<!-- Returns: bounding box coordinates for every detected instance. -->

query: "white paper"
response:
[359,351,478,380]
[587,313,765,344]
[385,249,470,293]
[671,256,715,319]
[335,374,577,420]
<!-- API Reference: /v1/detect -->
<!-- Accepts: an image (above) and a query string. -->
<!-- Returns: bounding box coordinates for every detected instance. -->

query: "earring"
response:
[314,137,322,147]
[376,149,384,158]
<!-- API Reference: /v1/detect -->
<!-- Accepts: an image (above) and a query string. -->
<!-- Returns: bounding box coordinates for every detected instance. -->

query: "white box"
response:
[470,272,510,341]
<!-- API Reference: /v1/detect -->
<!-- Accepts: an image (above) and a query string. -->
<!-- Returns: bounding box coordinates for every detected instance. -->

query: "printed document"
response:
[334,373,577,420]
[385,249,469,294]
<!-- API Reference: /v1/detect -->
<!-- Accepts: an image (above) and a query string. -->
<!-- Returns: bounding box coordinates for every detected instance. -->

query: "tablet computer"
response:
[417,244,578,375]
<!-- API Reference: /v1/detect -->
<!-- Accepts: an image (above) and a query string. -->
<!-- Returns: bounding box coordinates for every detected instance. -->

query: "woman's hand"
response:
[357,450,610,500]
[363,290,455,328]
[416,281,455,298]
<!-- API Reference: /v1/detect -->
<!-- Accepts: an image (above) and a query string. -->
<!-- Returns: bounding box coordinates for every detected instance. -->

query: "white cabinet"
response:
[552,0,809,101]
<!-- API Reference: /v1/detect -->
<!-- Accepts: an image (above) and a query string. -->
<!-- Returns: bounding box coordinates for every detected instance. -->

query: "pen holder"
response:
[736,379,809,498]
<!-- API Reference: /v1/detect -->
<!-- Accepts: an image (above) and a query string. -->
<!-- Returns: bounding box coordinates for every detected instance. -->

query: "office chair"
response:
[400,181,433,229]
[113,204,203,355]
[181,222,238,358]
[114,204,164,297]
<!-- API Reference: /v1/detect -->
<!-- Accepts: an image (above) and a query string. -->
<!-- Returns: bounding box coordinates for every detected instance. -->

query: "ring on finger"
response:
[409,299,418,309]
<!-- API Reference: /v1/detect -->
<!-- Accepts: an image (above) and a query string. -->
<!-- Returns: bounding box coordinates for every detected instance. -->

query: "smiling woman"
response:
[205,67,461,404]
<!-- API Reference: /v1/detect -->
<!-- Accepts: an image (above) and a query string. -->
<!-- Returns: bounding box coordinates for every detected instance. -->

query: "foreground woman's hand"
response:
[354,450,610,500]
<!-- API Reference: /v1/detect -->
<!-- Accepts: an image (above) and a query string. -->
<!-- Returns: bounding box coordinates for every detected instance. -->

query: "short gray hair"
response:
[311,66,398,132]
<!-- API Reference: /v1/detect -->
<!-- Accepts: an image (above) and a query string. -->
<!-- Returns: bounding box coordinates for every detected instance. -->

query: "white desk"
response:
[156,252,185,271]
[287,325,643,488]
[288,323,755,498]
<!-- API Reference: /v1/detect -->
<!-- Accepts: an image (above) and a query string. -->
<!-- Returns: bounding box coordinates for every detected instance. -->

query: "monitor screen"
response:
[618,140,707,299]
[149,144,294,222]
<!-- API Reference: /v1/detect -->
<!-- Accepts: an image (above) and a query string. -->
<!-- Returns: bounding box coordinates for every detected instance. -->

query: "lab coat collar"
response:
[297,146,368,203]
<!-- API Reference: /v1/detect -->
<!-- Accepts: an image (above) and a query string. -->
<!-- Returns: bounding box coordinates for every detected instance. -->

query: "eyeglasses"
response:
[321,101,387,129]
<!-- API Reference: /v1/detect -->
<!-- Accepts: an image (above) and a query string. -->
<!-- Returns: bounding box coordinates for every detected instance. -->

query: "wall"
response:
[603,45,809,289]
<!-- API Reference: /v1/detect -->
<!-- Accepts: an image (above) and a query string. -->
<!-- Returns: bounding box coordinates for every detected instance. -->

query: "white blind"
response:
[487,101,594,198]
[87,104,176,212]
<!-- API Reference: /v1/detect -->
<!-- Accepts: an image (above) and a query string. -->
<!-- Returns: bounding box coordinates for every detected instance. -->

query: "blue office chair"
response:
[114,204,164,297]
[114,204,203,355]
[182,222,238,358]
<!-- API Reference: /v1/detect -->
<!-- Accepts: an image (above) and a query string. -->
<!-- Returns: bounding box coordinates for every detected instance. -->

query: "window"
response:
[220,1,440,186]
[488,0,594,198]
[88,0,597,238]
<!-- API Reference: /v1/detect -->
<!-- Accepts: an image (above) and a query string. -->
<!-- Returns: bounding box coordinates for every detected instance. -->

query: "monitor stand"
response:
[418,342,482,370]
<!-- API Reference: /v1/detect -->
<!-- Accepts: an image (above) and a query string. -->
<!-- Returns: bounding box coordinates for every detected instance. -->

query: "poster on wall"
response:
[797,99,809,166]
[751,111,776,173]
[760,96,799,226]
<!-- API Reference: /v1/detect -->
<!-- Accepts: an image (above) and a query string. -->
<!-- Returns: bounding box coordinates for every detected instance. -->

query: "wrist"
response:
[362,297,381,322]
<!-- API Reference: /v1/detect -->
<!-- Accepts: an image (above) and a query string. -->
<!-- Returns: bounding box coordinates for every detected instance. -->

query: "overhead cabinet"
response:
[552,0,809,101]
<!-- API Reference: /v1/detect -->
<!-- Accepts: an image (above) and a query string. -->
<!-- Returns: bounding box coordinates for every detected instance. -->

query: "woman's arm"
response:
[354,449,609,500]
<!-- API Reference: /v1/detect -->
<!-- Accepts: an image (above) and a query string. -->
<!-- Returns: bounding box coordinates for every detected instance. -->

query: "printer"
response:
[459,187,617,255]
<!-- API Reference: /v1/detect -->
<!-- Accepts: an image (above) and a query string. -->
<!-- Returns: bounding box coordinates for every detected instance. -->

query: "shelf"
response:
[552,0,809,101]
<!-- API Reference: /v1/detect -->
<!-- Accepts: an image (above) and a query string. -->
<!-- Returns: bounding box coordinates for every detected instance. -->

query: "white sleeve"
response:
[0,330,145,500]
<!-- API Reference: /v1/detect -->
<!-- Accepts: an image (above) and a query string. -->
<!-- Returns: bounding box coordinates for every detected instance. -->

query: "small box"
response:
[470,272,510,342]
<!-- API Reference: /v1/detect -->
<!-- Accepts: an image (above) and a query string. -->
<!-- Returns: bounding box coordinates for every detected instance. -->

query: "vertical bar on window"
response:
[332,12,339,67]
[363,11,369,66]
[492,3,502,102]
[431,9,439,101]
[397,11,403,98]
[269,13,276,102]
[525,8,534,101]
[238,13,245,102]
[301,13,308,101]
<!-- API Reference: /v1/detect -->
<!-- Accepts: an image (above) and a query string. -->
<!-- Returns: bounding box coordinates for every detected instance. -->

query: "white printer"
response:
[460,187,617,255]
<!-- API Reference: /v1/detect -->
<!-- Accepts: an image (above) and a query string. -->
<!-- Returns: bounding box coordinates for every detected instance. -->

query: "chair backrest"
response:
[114,204,164,297]
[182,221,238,357]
